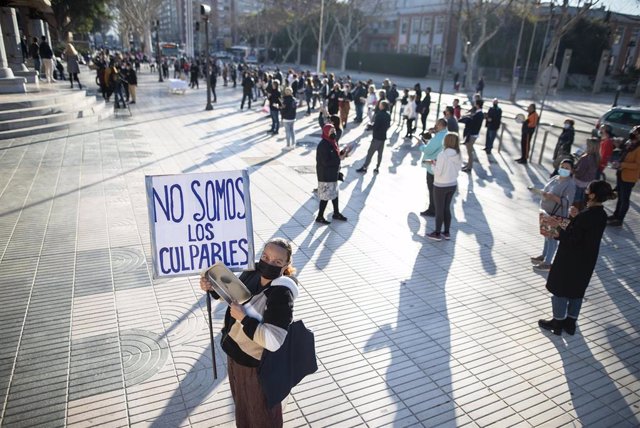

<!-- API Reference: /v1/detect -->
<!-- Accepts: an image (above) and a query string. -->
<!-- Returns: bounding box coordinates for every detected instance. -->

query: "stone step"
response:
[0,114,105,140]
[0,89,89,110]
[0,96,99,122]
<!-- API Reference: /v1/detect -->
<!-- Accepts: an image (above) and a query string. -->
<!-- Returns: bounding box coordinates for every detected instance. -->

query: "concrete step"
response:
[0,114,104,140]
[0,96,99,122]
[0,89,90,110]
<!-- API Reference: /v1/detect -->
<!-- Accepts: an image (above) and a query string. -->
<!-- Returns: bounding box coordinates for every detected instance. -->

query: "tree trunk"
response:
[465,48,479,91]
[282,44,295,63]
[340,44,349,71]
[296,41,302,65]
[144,27,153,57]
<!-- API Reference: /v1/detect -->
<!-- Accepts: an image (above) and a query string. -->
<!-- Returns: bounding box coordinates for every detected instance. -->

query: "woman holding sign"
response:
[200,238,298,427]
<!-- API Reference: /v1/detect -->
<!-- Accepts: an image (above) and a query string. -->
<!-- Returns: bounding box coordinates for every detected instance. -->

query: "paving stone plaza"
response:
[0,68,638,427]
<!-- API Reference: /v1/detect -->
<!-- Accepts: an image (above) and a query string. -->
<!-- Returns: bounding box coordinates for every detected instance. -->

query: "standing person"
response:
[444,106,459,133]
[356,100,392,174]
[538,181,616,336]
[608,126,640,227]
[222,63,228,86]
[403,94,417,138]
[231,63,238,88]
[281,87,297,149]
[64,42,82,90]
[365,85,378,125]
[338,83,352,128]
[458,99,484,172]
[327,83,341,116]
[20,34,28,63]
[398,88,409,124]
[531,159,576,271]
[189,61,199,89]
[484,98,501,154]
[453,72,459,91]
[476,76,485,97]
[29,37,40,77]
[127,62,138,104]
[551,119,575,176]
[351,81,367,123]
[419,118,448,217]
[426,133,462,241]
[39,35,54,83]
[315,123,348,224]
[199,239,299,427]
[304,77,315,116]
[210,61,218,103]
[419,87,431,133]
[268,80,281,135]
[387,83,399,122]
[240,72,254,110]
[120,63,130,102]
[572,138,600,210]
[517,103,538,164]
[597,124,614,180]
[452,98,461,119]
[174,59,181,78]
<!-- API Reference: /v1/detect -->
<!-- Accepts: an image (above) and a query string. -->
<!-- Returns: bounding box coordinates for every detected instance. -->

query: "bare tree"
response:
[280,0,315,64]
[308,0,338,63]
[460,0,514,91]
[237,1,286,61]
[533,0,597,98]
[116,0,162,56]
[333,0,382,71]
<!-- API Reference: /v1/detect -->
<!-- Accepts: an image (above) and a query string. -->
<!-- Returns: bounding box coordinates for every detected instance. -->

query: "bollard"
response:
[538,130,549,164]
[498,125,505,153]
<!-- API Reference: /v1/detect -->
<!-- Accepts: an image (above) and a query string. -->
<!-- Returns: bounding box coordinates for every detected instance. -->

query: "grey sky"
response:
[594,0,640,15]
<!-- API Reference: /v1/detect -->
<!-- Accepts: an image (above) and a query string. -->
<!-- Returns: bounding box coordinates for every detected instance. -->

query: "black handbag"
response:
[258,320,318,408]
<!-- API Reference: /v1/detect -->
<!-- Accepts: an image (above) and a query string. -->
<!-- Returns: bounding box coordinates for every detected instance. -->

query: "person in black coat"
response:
[484,98,502,154]
[538,180,617,336]
[551,119,576,176]
[315,123,347,225]
[240,71,254,110]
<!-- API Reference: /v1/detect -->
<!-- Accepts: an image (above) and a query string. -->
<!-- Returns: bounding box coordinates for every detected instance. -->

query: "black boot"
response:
[563,317,577,336]
[538,318,563,335]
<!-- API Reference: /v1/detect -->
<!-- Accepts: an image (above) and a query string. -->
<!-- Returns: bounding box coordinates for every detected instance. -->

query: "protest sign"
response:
[145,170,255,278]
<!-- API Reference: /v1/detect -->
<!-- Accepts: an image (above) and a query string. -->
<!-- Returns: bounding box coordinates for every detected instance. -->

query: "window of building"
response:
[435,16,444,34]
[401,19,408,35]
[412,18,420,34]
[432,45,443,64]
[422,17,432,34]
[613,27,624,45]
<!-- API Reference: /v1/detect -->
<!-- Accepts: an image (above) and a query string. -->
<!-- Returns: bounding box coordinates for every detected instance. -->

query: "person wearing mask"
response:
[444,106,459,134]
[268,80,282,135]
[484,98,501,154]
[240,71,254,110]
[199,238,299,427]
[39,35,54,83]
[64,42,82,90]
[551,119,575,176]
[419,87,431,133]
[356,100,391,174]
[531,159,576,271]
[29,37,40,77]
[426,133,462,241]
[458,99,484,172]
[598,124,614,180]
[608,125,640,227]
[517,103,538,164]
[572,138,601,210]
[281,87,298,150]
[419,118,448,217]
[403,94,418,139]
[327,83,341,116]
[316,123,348,224]
[538,181,616,335]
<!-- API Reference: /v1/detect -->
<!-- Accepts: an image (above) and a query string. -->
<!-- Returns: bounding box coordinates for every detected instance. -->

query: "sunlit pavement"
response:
[0,68,638,427]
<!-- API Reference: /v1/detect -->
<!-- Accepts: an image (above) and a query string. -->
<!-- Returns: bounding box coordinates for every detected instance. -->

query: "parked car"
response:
[594,107,640,137]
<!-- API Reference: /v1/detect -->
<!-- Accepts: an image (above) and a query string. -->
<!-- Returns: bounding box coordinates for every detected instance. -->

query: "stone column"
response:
[1,7,37,84]
[0,18,27,93]
[30,18,45,38]
[557,49,572,90]
[593,50,610,94]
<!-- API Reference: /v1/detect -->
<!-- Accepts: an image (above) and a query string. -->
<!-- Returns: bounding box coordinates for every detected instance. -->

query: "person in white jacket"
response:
[403,94,417,138]
[427,133,462,241]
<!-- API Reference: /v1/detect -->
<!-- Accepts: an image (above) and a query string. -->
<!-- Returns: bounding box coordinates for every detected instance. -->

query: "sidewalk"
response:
[0,70,638,427]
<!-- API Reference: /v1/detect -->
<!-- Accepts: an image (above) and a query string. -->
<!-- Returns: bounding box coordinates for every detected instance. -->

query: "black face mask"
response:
[256,259,283,280]
[329,132,337,140]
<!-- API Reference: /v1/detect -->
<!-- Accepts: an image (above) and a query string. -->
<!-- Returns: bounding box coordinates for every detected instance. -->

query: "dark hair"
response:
[379,100,389,110]
[266,238,296,276]
[587,180,617,203]
[445,106,454,114]
[475,99,484,108]
[601,124,612,136]
[560,158,574,168]
[437,118,447,128]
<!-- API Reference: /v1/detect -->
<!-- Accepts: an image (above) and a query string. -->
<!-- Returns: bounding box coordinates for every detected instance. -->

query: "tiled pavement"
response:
[0,70,638,428]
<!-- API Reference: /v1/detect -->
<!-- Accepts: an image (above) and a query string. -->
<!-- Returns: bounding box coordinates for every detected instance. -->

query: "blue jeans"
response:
[542,237,558,265]
[486,129,497,151]
[355,103,364,121]
[552,295,583,319]
[283,121,295,147]
[270,109,279,133]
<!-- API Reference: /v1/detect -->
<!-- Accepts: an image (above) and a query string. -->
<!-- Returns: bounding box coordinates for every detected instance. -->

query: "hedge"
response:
[346,52,430,77]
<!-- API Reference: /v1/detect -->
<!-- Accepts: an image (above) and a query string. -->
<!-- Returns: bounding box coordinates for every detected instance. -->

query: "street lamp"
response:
[154,20,163,82]
[201,4,213,111]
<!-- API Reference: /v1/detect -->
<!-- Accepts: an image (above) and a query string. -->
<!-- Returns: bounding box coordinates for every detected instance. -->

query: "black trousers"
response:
[434,185,457,233]
[521,127,535,160]
[426,172,435,211]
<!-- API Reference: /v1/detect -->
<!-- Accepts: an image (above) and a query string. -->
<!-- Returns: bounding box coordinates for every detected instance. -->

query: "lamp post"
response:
[154,20,163,82]
[201,4,213,111]
[316,0,324,74]
[509,0,528,102]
